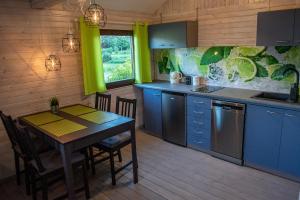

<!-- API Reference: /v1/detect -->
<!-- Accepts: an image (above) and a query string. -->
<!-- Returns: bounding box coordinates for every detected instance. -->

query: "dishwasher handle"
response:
[212,100,245,111]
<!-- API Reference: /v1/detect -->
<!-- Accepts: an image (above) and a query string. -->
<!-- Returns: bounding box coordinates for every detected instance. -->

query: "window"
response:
[100,30,135,88]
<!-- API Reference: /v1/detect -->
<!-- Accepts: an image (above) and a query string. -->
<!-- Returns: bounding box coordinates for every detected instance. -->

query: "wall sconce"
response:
[62,33,80,53]
[45,55,61,71]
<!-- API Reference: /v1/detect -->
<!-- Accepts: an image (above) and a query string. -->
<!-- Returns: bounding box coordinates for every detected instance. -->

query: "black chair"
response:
[95,92,111,112]
[15,126,90,200]
[90,96,137,185]
[0,111,50,195]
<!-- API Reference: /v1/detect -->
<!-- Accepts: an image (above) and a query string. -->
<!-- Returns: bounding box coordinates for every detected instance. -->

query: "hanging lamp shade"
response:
[62,33,80,53]
[84,0,107,27]
[45,55,61,71]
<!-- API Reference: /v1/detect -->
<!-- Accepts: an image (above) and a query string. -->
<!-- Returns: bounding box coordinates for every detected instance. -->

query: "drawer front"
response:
[187,116,211,131]
[187,106,211,121]
[187,95,211,110]
[188,134,210,150]
[187,126,210,140]
[144,88,162,97]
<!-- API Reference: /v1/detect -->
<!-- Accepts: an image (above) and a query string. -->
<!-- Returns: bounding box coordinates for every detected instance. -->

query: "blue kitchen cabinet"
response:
[143,88,162,137]
[278,111,300,179]
[187,95,211,151]
[244,105,283,171]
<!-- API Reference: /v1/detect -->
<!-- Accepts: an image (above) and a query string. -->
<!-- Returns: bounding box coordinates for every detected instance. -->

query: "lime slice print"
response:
[234,47,266,57]
[226,57,257,82]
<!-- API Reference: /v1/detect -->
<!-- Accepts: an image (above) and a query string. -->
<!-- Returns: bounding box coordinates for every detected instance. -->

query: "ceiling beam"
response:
[30,0,62,9]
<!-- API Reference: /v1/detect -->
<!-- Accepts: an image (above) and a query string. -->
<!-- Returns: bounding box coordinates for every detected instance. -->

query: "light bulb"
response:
[51,59,55,70]
[92,12,99,23]
[69,39,74,50]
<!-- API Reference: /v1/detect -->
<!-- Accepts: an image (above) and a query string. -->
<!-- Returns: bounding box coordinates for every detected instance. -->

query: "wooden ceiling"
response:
[31,0,167,14]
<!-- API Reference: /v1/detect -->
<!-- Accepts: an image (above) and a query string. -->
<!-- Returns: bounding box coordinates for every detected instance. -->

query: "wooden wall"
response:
[0,0,151,179]
[153,0,300,45]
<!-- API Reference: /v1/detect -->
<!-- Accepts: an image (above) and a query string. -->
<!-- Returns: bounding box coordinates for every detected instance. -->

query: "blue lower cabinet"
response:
[278,111,300,179]
[143,88,162,137]
[186,95,211,151]
[244,105,283,171]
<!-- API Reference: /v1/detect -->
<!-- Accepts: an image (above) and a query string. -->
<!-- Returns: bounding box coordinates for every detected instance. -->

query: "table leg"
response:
[130,125,138,183]
[60,144,76,199]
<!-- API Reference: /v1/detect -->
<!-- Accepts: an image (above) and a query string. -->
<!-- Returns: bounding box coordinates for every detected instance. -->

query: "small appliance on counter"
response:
[192,76,201,86]
[183,76,192,85]
[170,72,183,84]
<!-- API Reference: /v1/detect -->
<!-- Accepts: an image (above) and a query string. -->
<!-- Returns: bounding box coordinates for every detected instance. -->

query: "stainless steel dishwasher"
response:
[162,92,186,146]
[211,100,246,165]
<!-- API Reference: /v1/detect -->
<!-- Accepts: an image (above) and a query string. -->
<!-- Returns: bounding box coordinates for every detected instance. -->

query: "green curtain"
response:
[133,22,152,84]
[80,17,106,95]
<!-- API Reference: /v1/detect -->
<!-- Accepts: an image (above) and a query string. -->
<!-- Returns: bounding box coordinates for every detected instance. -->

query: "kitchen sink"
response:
[252,92,290,102]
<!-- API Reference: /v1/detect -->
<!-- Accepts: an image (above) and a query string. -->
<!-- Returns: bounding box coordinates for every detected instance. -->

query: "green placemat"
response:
[39,119,87,137]
[79,111,120,124]
[60,105,96,116]
[23,112,63,126]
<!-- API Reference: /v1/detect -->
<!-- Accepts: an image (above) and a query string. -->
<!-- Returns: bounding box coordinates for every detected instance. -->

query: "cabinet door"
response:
[278,111,300,178]
[294,9,300,45]
[143,89,162,137]
[244,105,283,170]
[256,9,295,46]
[148,22,187,49]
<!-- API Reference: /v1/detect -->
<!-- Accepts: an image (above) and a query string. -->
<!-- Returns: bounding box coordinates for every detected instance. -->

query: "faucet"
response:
[284,68,299,103]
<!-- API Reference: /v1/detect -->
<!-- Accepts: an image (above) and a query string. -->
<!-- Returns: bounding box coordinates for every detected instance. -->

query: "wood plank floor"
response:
[0,130,299,200]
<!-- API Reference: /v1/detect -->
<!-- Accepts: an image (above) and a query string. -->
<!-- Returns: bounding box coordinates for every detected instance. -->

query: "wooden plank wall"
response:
[0,0,151,179]
[153,0,300,45]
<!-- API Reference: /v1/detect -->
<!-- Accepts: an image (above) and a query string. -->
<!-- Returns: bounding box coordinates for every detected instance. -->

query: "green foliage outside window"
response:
[101,35,134,83]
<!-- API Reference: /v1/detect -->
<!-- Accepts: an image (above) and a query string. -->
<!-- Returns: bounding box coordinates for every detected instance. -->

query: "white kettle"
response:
[170,72,182,84]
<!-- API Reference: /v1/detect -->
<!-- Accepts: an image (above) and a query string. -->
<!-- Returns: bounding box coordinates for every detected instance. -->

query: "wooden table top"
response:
[19,104,134,144]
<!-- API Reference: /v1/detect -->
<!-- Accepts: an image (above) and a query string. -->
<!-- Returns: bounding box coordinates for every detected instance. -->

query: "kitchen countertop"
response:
[135,82,300,112]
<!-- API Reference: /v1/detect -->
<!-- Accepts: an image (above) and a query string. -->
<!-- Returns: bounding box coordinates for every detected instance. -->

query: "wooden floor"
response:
[0,130,299,200]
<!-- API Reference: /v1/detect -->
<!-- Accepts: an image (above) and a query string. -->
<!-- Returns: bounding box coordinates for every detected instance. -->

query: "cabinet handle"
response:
[153,94,160,96]
[193,100,204,104]
[267,110,277,115]
[276,40,291,44]
[194,130,203,134]
[193,111,204,115]
[285,113,295,117]
[196,141,203,144]
[193,120,204,125]
[160,44,166,47]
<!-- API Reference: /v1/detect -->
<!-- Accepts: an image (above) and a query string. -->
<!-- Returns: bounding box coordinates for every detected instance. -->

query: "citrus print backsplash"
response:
[154,46,300,93]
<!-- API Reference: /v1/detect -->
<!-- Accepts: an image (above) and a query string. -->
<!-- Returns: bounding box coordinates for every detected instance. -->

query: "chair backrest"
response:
[0,111,18,148]
[115,96,137,119]
[15,126,46,172]
[95,92,111,112]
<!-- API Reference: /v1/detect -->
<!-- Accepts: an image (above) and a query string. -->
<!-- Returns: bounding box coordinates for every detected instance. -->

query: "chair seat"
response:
[33,137,52,153]
[30,151,84,175]
[98,131,131,148]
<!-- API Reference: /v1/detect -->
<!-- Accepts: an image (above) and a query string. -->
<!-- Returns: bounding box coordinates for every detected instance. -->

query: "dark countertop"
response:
[135,82,300,112]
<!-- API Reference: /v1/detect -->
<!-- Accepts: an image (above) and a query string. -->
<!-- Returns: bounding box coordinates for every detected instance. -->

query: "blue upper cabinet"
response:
[186,95,211,151]
[256,9,295,46]
[278,111,300,179]
[294,9,300,45]
[148,21,198,49]
[244,105,283,171]
[143,89,162,137]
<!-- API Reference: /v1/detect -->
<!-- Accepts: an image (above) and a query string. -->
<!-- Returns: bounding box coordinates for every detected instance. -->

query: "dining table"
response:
[19,104,138,199]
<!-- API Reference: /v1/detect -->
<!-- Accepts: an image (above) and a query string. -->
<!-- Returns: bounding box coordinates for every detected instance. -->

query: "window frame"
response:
[100,29,135,89]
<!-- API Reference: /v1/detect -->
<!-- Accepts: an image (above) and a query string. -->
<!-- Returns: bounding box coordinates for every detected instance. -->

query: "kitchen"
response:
[0,0,300,200]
